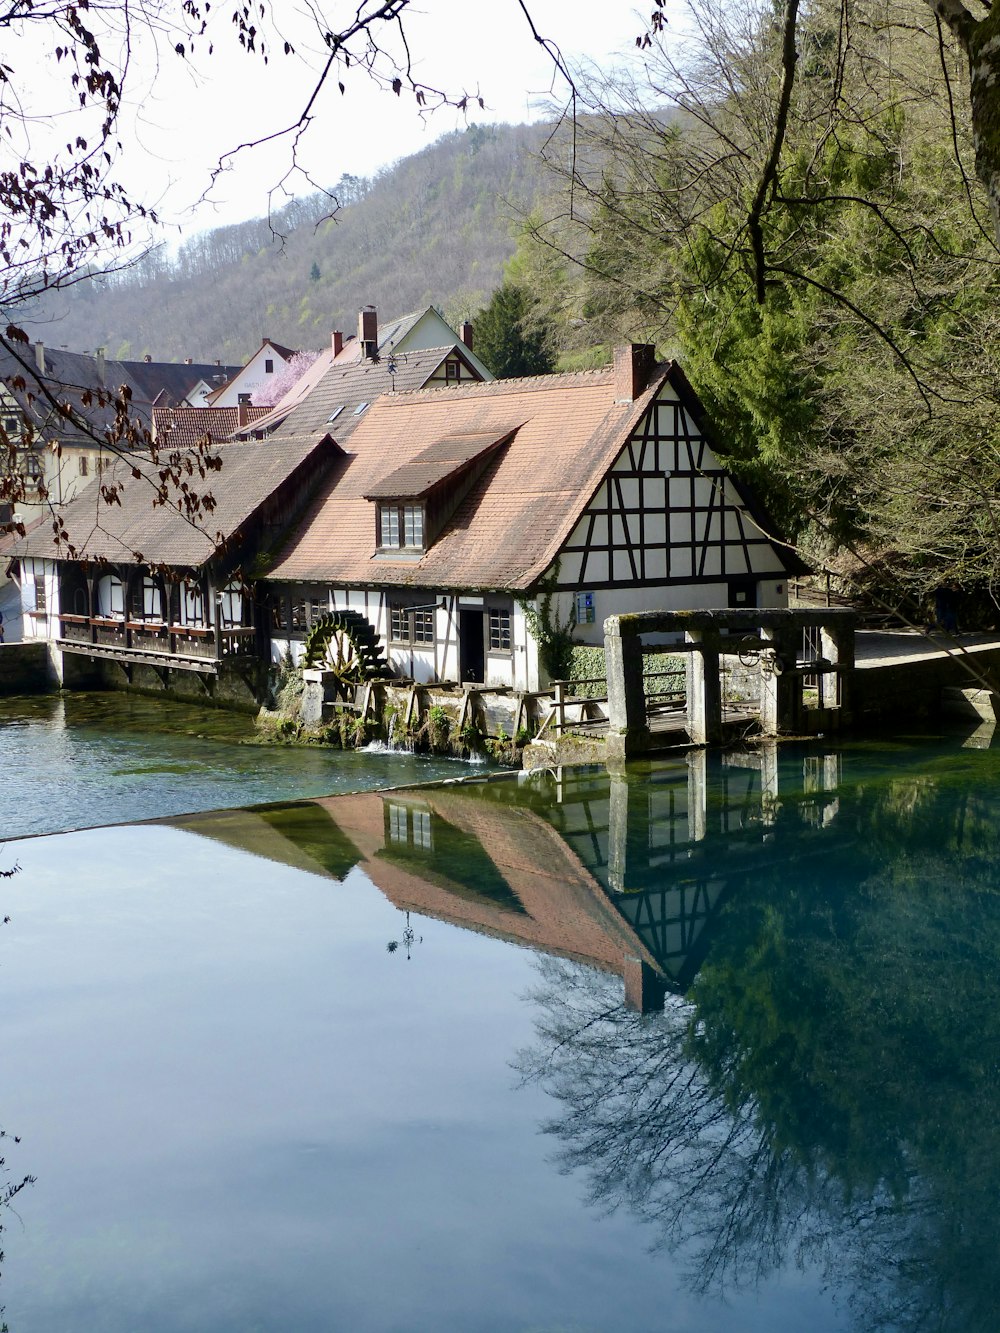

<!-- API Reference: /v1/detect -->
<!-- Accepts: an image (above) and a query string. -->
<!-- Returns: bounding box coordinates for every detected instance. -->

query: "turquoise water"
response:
[2,720,1000,1330]
[0,691,470,837]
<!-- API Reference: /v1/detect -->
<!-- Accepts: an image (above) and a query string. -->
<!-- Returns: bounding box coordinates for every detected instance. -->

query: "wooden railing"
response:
[56,615,256,665]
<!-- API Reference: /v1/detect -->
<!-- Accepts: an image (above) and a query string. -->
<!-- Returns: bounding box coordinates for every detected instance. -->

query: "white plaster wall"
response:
[20,558,59,641]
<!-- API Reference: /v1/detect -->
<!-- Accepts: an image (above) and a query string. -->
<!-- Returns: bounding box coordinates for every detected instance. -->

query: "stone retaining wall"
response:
[0,642,52,694]
[853,644,1000,723]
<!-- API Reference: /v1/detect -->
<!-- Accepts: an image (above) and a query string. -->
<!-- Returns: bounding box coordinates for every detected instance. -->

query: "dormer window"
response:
[379,502,424,550]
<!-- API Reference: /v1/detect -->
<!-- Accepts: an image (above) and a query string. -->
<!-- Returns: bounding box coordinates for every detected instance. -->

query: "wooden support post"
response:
[512,692,524,740]
[404,683,419,729]
[457,688,471,732]
[359,680,374,723]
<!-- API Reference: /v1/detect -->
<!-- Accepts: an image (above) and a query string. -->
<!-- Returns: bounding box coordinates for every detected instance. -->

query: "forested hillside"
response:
[523,0,1000,618]
[16,122,558,364]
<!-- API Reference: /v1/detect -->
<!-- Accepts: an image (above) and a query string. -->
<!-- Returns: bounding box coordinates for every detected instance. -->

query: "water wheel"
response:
[302,610,394,701]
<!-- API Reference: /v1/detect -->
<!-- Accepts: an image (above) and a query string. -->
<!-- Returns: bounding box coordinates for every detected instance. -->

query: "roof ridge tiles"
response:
[382,366,617,401]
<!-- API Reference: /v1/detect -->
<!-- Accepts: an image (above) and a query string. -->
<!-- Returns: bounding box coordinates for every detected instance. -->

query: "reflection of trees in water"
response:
[517,777,1000,1333]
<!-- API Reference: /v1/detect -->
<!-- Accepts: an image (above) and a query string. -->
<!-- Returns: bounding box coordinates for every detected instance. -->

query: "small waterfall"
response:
[362,709,414,754]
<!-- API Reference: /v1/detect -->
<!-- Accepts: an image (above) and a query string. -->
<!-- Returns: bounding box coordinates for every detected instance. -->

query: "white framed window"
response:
[141,575,161,620]
[489,608,512,652]
[379,503,424,551]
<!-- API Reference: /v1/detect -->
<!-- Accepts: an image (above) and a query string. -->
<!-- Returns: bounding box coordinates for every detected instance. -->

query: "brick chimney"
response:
[358,307,378,358]
[332,330,344,357]
[144,354,152,364]
[185,357,193,365]
[460,321,474,351]
[96,346,106,387]
[34,341,45,374]
[238,399,249,428]
[613,344,656,402]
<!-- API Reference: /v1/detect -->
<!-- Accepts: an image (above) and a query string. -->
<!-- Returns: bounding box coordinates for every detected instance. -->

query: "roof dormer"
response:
[364,425,520,558]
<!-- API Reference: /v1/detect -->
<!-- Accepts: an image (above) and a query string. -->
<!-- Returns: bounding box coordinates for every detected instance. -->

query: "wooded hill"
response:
[16,122,559,364]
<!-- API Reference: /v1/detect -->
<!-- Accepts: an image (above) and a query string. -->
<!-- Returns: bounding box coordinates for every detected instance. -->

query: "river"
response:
[1,695,999,1331]
[0,691,472,839]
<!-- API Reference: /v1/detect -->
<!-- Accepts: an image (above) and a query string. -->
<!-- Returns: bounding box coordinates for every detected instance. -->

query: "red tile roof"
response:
[10,436,333,567]
[362,428,518,500]
[266,364,667,591]
[152,405,271,450]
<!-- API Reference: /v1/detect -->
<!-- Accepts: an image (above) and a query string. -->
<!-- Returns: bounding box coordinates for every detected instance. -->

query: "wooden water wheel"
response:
[302,610,394,700]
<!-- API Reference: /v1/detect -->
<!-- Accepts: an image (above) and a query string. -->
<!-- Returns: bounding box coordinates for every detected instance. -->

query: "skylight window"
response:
[326,405,345,423]
[354,402,369,416]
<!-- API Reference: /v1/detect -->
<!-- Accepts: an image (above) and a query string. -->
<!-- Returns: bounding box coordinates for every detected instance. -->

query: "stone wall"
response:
[68,656,265,713]
[852,644,1000,724]
[0,642,52,694]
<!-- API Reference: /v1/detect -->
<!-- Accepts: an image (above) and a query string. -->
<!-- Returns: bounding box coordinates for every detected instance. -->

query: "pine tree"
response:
[473,283,555,379]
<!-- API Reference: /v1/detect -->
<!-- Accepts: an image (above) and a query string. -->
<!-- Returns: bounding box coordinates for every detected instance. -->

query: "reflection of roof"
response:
[267,364,668,590]
[152,405,271,449]
[363,429,519,500]
[9,435,335,566]
[320,789,658,975]
[165,802,361,880]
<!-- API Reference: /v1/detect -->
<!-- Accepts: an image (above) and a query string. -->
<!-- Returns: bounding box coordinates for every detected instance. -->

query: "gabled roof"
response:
[152,405,271,450]
[363,428,519,500]
[265,360,802,592]
[203,338,299,406]
[267,365,669,590]
[260,345,479,445]
[9,436,333,568]
[0,345,240,444]
[262,338,297,360]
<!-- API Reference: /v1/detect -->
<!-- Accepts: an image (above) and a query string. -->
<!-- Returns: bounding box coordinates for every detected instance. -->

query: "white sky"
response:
[104,0,678,240]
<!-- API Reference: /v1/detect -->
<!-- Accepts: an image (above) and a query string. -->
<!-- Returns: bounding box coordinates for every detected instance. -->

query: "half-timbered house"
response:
[9,436,339,701]
[263,346,804,691]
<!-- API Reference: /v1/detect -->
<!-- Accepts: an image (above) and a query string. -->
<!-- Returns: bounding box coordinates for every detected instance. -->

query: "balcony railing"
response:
[56,615,257,671]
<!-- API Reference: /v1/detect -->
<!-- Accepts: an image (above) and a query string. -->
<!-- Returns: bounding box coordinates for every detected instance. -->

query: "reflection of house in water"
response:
[170,745,844,1011]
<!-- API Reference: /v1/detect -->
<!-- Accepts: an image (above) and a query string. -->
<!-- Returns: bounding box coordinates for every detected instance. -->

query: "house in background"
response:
[235,306,489,439]
[8,344,804,709]
[0,342,241,516]
[151,403,272,448]
[204,337,298,409]
[263,346,804,691]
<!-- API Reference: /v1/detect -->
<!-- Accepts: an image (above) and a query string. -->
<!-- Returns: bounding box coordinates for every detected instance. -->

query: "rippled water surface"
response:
[0,691,468,837]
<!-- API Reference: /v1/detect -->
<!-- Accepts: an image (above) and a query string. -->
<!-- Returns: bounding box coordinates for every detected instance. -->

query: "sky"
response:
[101,1,678,241]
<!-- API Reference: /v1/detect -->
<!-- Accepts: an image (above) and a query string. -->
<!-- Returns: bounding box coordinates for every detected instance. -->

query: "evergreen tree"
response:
[473,283,555,379]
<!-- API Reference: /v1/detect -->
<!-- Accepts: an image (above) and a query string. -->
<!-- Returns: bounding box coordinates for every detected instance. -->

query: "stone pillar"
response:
[300,667,338,724]
[607,771,652,893]
[820,619,855,715]
[685,629,722,745]
[604,616,650,761]
[759,624,802,735]
[623,956,667,1014]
